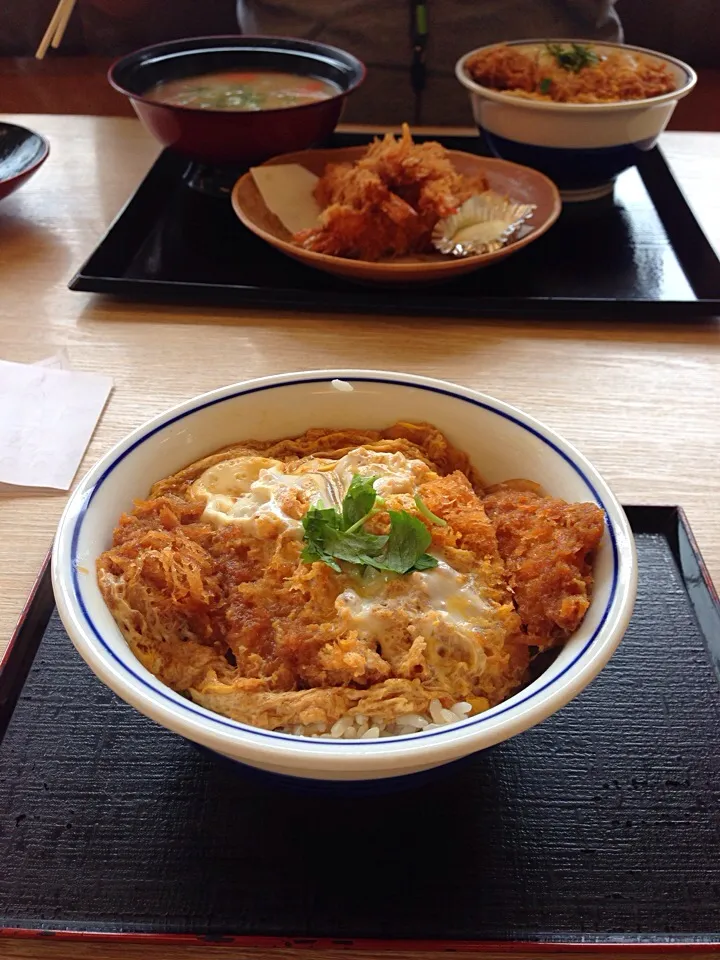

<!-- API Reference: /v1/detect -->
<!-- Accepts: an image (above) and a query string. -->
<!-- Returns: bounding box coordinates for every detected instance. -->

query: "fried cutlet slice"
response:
[465,46,539,94]
[482,484,605,650]
[418,471,528,708]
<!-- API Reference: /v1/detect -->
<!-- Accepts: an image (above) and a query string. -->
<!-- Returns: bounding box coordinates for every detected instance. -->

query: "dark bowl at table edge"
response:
[0,122,50,202]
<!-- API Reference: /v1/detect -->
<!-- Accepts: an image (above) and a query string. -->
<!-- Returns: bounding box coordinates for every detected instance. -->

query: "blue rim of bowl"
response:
[456,38,697,112]
[66,375,620,746]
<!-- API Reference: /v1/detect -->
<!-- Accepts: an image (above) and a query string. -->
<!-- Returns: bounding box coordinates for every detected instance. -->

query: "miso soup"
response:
[146,70,339,111]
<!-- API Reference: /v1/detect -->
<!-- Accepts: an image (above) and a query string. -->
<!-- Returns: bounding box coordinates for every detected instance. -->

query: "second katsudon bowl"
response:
[108,36,365,165]
[52,372,637,784]
[456,39,696,200]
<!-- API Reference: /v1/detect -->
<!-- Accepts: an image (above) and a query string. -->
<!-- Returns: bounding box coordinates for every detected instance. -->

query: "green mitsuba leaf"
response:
[381,510,435,573]
[342,474,380,530]
[300,475,438,575]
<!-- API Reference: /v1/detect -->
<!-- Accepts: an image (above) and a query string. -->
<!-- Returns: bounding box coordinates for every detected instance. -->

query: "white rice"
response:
[280,699,473,739]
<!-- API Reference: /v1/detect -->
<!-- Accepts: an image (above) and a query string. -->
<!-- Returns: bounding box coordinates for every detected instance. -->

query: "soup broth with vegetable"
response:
[146,70,339,111]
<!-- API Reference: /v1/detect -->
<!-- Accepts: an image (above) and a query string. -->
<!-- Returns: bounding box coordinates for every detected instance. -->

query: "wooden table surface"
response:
[0,115,719,960]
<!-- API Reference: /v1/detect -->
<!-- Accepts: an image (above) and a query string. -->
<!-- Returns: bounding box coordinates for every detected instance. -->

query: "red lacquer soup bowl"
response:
[109,35,365,166]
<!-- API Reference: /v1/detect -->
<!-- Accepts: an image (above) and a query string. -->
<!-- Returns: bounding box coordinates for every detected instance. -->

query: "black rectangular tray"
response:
[1,507,719,950]
[70,132,720,320]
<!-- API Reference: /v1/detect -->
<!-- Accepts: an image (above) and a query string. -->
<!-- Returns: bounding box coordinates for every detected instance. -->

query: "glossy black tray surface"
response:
[0,506,719,948]
[70,133,720,319]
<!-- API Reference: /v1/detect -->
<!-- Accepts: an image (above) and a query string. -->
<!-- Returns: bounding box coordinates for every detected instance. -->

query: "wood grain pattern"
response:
[0,116,719,959]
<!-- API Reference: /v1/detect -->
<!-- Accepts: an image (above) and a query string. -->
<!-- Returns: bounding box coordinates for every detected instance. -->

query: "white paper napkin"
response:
[0,357,113,492]
[33,349,70,371]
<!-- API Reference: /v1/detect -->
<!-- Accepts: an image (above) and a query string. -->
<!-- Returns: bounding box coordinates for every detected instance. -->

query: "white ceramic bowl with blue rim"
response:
[52,371,637,784]
[456,39,697,201]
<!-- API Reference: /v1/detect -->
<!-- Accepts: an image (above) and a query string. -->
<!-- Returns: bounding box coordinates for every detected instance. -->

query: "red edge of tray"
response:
[0,552,51,676]
[1,929,720,953]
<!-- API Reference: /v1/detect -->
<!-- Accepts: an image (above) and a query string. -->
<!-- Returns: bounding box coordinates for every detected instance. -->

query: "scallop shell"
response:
[432,192,537,257]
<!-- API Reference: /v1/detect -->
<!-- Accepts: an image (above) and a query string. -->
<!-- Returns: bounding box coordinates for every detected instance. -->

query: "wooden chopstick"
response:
[51,0,77,48]
[35,0,77,60]
[35,2,66,60]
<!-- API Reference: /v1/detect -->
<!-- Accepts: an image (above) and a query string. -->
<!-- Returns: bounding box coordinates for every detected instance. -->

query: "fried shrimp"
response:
[294,124,489,261]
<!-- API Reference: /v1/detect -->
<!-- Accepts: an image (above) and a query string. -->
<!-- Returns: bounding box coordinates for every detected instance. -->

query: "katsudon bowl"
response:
[456,39,696,200]
[52,371,637,785]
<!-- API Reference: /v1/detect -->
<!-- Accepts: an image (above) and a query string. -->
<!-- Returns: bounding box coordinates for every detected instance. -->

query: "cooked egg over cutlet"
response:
[96,423,604,735]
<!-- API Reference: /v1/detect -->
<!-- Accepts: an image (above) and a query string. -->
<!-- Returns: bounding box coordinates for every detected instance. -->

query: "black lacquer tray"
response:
[0,506,719,951]
[69,133,720,319]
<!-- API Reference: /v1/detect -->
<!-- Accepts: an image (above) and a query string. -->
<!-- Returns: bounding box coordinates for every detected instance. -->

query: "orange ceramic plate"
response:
[231,145,562,285]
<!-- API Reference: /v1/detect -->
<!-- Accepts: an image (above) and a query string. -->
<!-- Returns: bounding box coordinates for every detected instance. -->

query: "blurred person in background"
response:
[22,0,621,124]
[235,0,623,122]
